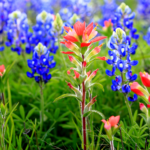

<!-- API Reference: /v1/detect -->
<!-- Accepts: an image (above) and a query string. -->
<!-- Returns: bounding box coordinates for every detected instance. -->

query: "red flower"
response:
[62,21,107,48]
[81,42,91,47]
[101,116,120,130]
[130,82,144,96]
[68,55,74,62]
[67,82,73,89]
[83,61,87,67]
[74,70,80,79]
[90,36,107,43]
[97,56,108,61]
[140,103,145,110]
[87,71,91,77]
[0,65,5,77]
[63,35,78,43]
[147,104,150,108]
[140,72,150,87]
[61,51,74,54]
[74,21,85,36]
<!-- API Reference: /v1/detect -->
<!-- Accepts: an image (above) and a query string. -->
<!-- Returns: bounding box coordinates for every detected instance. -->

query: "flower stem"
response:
[121,72,134,126]
[2,92,5,105]
[110,139,114,150]
[39,82,44,135]
[58,38,67,69]
[81,81,87,150]
[124,95,134,125]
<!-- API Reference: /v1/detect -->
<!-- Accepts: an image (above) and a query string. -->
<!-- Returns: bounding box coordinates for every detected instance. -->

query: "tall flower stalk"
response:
[27,43,56,134]
[60,21,107,149]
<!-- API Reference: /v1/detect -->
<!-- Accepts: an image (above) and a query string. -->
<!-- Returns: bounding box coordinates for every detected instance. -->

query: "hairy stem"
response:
[82,81,87,150]
[110,139,114,150]
[119,127,124,150]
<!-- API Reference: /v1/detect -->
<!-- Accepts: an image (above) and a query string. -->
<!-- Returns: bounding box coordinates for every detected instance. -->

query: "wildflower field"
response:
[1,0,150,149]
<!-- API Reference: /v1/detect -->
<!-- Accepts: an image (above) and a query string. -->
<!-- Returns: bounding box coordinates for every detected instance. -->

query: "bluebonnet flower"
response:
[58,0,91,23]
[27,43,56,83]
[106,28,138,101]
[99,0,118,26]
[0,0,13,51]
[5,10,33,55]
[112,3,139,43]
[144,27,150,46]
[137,0,150,24]
[31,11,58,54]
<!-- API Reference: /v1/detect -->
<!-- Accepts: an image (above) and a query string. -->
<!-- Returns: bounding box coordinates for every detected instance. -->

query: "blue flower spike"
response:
[27,43,55,83]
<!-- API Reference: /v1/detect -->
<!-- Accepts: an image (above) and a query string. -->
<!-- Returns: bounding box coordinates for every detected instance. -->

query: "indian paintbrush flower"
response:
[101,116,121,150]
[0,65,5,77]
[61,21,107,150]
[130,72,150,104]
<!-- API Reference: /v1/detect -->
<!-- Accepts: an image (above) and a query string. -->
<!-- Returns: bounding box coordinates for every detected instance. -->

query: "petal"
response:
[109,116,120,127]
[74,21,85,36]
[63,35,78,42]
[101,119,107,124]
[97,56,108,61]
[81,42,91,47]
[61,51,74,54]
[90,36,107,43]
[26,72,34,78]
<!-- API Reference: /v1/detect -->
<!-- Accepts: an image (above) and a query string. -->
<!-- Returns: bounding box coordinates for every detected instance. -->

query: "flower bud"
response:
[140,103,148,116]
[53,13,63,33]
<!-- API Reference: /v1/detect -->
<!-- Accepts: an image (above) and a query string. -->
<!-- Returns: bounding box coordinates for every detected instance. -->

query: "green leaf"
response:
[26,108,36,119]
[54,94,79,102]
[54,108,60,119]
[83,110,105,118]
[19,105,25,120]
[5,103,19,128]
[3,61,15,81]
[89,83,104,91]
[72,119,82,141]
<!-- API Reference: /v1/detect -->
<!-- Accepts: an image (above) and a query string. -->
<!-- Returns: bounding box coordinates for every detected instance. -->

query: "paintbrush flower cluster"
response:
[61,21,107,149]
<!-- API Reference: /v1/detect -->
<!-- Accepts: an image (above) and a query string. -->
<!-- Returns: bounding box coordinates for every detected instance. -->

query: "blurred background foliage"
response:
[1,0,150,149]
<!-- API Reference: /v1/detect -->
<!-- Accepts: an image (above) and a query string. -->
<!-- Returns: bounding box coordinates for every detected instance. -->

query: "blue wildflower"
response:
[5,10,32,55]
[32,11,58,54]
[144,27,150,46]
[27,43,55,83]
[106,28,138,101]
[112,3,139,41]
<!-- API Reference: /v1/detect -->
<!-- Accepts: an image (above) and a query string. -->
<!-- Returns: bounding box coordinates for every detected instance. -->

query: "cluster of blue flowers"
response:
[144,27,150,46]
[137,0,150,24]
[27,43,56,83]
[106,28,138,102]
[5,10,32,55]
[0,0,13,51]
[59,0,91,23]
[31,11,58,54]
[99,0,118,26]
[112,3,139,44]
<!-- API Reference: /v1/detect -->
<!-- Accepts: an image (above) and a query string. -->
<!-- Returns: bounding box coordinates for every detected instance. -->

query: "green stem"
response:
[124,96,134,125]
[39,82,44,135]
[110,138,114,150]
[58,38,67,69]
